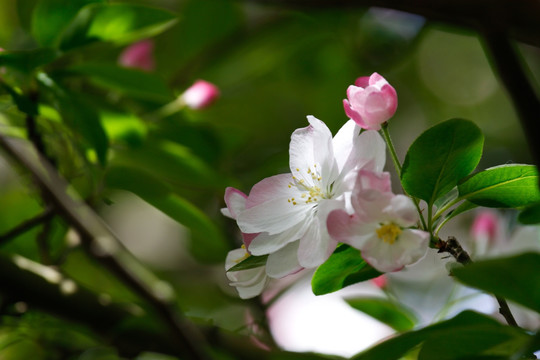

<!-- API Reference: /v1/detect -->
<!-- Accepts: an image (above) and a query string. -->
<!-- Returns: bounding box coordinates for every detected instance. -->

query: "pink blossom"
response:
[343,72,398,130]
[371,275,388,289]
[118,40,155,71]
[327,169,429,272]
[181,80,220,109]
[237,116,386,269]
[471,211,498,242]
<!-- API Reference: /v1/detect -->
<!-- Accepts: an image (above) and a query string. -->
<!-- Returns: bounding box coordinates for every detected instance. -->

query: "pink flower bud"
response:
[343,72,398,130]
[181,80,220,109]
[471,211,498,242]
[371,275,387,289]
[118,39,155,71]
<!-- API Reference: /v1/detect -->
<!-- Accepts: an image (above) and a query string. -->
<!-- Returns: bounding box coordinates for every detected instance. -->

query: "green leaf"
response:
[452,253,540,314]
[401,118,484,205]
[311,245,381,296]
[352,311,530,360]
[0,48,58,73]
[458,164,540,208]
[31,0,104,47]
[345,297,417,332]
[518,202,540,224]
[1,84,38,116]
[227,254,268,272]
[59,3,177,50]
[112,139,226,190]
[105,166,228,262]
[100,111,147,147]
[435,201,478,233]
[37,73,109,165]
[66,63,172,103]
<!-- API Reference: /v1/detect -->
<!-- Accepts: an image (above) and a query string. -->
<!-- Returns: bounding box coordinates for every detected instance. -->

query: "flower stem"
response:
[380,123,428,230]
[437,236,520,328]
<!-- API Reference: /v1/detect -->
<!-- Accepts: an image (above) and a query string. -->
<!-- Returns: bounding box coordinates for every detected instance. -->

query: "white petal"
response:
[266,241,303,279]
[306,116,339,187]
[297,200,341,268]
[332,120,360,173]
[248,218,311,255]
[355,130,386,172]
[239,174,310,234]
[385,195,419,227]
[225,248,249,270]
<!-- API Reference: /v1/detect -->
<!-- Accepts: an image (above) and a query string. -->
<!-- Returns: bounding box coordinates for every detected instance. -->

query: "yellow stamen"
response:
[376,223,402,244]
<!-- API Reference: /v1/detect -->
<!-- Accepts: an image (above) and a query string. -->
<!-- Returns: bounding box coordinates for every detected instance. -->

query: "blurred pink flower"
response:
[327,169,429,272]
[118,39,155,71]
[371,275,387,289]
[471,210,498,242]
[343,72,397,130]
[181,80,220,109]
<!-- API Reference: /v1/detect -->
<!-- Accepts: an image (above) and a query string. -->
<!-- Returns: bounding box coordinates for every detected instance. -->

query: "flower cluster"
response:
[223,73,428,298]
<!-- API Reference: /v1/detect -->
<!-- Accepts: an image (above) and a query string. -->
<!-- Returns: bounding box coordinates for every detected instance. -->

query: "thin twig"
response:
[437,236,520,328]
[0,208,55,245]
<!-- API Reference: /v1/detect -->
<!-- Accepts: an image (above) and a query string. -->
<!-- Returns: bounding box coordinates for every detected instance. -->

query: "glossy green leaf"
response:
[227,254,268,272]
[105,166,228,262]
[352,311,530,360]
[345,297,416,332]
[31,0,104,47]
[66,63,172,102]
[458,164,540,208]
[311,245,381,296]
[59,3,177,50]
[518,202,540,224]
[100,111,147,147]
[401,119,484,205]
[452,253,540,314]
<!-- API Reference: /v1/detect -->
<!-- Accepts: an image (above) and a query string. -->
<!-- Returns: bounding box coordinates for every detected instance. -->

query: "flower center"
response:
[376,223,402,244]
[287,164,328,205]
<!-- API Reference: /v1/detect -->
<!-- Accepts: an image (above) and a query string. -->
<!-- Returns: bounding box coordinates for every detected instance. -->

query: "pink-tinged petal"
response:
[368,72,386,87]
[355,170,391,194]
[224,187,247,219]
[384,195,419,227]
[266,241,303,279]
[381,84,398,116]
[118,39,155,71]
[181,80,220,109]
[245,174,295,209]
[327,209,355,242]
[371,275,387,289]
[220,207,232,219]
[355,76,370,88]
[343,99,366,128]
[242,233,259,248]
[297,200,341,268]
[247,218,310,255]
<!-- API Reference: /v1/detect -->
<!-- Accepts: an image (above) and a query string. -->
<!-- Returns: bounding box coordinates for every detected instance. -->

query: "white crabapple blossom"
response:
[222,187,302,298]
[236,116,386,269]
[327,169,429,272]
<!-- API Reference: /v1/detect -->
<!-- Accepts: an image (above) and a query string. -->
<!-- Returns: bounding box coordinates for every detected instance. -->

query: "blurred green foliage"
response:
[0,0,538,359]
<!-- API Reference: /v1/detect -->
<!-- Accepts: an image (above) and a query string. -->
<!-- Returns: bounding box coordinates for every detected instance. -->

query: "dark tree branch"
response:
[242,0,540,47]
[0,135,211,360]
[0,207,55,245]
[437,237,520,329]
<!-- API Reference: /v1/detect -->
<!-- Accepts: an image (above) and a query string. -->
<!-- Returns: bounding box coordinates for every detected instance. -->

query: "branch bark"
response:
[0,135,211,360]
